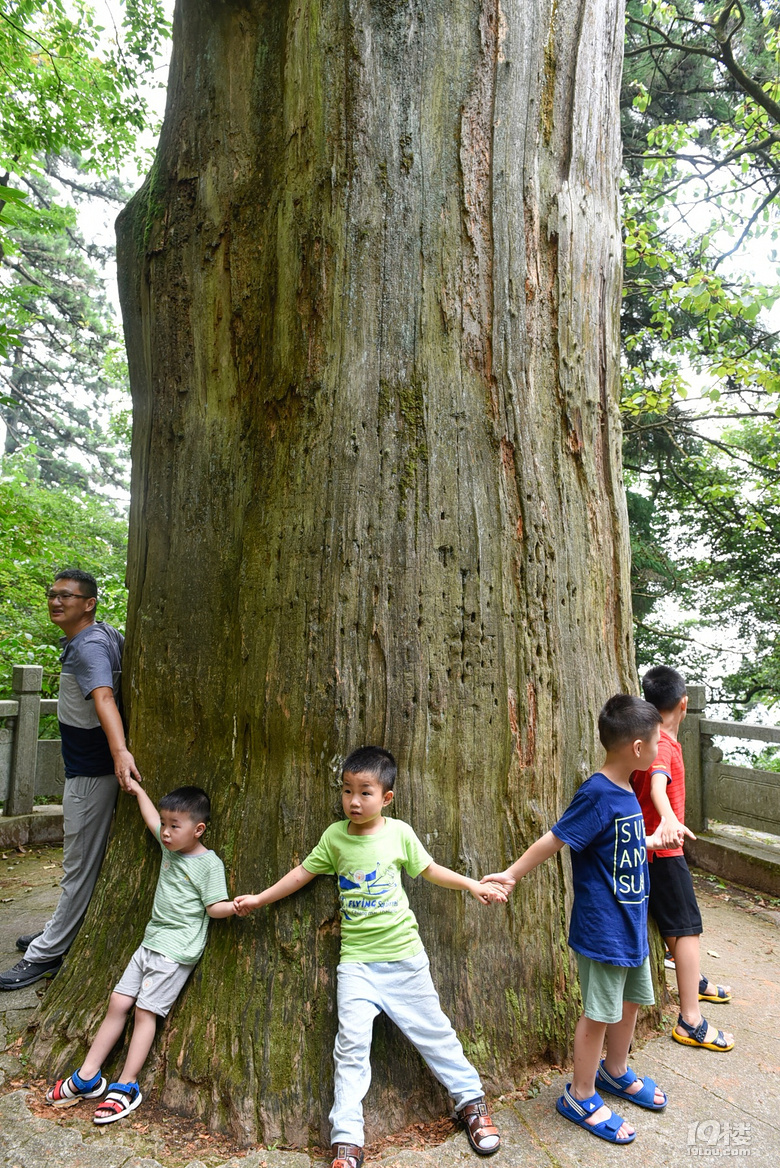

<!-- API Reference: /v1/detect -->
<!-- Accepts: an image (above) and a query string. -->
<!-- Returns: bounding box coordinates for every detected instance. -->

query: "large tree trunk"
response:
[31,0,636,1147]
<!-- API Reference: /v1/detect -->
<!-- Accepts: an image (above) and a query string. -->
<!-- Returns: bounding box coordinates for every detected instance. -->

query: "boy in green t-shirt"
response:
[235,746,505,1168]
[44,781,235,1123]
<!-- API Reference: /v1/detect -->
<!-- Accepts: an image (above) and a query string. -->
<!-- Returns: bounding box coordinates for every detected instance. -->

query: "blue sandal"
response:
[45,1067,106,1107]
[92,1081,142,1124]
[595,1061,667,1110]
[556,1084,635,1143]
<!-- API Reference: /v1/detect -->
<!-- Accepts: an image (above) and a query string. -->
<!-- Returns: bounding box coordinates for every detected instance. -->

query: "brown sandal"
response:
[331,1143,364,1168]
[458,1097,501,1155]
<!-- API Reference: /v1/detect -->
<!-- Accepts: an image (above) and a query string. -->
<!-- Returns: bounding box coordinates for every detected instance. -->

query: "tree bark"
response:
[31,0,640,1147]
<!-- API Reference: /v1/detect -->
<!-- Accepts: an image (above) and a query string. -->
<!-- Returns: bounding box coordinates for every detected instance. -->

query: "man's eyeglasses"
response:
[46,590,88,601]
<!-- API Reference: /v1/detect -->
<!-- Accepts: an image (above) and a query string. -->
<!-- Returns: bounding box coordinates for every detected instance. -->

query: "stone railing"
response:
[680,684,780,895]
[0,665,64,817]
[3,668,779,890]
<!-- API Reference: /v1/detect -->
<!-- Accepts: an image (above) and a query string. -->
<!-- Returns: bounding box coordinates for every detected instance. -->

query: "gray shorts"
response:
[114,945,195,1017]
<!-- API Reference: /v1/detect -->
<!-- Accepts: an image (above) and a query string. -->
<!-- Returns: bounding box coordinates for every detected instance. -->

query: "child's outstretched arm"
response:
[646,815,684,852]
[420,862,507,905]
[649,771,696,847]
[125,776,161,836]
[234,864,317,916]
[480,830,565,892]
[206,898,237,918]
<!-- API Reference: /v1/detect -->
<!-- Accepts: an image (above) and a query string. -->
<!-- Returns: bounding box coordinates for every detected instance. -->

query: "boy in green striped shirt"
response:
[44,780,235,1123]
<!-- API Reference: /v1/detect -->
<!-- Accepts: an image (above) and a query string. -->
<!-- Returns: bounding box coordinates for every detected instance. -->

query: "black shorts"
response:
[647,854,702,938]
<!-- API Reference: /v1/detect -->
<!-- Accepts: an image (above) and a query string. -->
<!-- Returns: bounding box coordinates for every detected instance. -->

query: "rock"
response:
[218,1150,312,1167]
[0,1090,165,1168]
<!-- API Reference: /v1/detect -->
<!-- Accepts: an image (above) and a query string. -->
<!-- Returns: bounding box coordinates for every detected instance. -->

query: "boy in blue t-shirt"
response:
[484,695,679,1145]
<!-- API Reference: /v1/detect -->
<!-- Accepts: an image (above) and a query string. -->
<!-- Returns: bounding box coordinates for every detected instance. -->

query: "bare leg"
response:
[603,1001,665,1105]
[570,1013,634,1140]
[116,1007,158,1084]
[92,1006,157,1121]
[80,993,135,1080]
[667,935,734,1046]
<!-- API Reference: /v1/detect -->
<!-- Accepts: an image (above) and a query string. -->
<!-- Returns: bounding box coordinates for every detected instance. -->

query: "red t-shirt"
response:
[631,729,685,859]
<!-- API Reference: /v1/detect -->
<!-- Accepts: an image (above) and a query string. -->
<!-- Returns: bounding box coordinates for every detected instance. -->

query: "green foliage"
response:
[0,0,169,485]
[0,0,166,177]
[622,0,780,417]
[2,165,135,487]
[0,448,128,699]
[626,411,780,702]
[750,745,780,770]
[621,0,780,705]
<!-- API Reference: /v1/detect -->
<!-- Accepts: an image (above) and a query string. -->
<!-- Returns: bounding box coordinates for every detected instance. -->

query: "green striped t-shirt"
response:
[142,827,229,965]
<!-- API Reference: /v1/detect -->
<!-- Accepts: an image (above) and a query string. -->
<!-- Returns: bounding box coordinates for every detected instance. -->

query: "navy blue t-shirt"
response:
[57,622,124,778]
[552,772,650,967]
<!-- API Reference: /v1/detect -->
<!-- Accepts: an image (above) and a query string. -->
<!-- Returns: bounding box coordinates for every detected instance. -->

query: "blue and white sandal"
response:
[556,1084,636,1143]
[45,1067,106,1107]
[595,1061,667,1110]
[92,1080,143,1124]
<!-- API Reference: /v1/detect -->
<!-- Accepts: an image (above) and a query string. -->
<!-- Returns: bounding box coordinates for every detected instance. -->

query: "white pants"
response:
[329,949,483,1146]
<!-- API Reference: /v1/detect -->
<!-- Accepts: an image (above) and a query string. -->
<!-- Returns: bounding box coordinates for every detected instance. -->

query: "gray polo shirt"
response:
[58,621,124,777]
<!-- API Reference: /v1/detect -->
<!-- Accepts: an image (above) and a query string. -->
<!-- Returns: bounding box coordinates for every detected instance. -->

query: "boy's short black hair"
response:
[342,746,397,792]
[598,694,662,750]
[642,665,687,713]
[158,786,211,825]
[54,568,98,600]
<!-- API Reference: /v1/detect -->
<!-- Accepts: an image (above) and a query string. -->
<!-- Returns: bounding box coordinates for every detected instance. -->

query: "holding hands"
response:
[480,870,517,894]
[234,893,267,917]
[469,879,508,905]
[646,814,688,851]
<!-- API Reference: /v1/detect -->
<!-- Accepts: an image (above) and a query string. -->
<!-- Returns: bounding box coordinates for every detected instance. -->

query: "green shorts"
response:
[576,954,654,1024]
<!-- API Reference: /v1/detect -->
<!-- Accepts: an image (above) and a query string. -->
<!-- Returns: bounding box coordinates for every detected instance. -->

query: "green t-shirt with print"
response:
[302,817,433,962]
[142,827,229,965]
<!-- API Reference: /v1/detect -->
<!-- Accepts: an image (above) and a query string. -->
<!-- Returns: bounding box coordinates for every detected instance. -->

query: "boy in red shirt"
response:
[632,666,735,1051]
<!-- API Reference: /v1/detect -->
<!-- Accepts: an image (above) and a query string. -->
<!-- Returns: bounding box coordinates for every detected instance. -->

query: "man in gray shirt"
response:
[0,569,141,990]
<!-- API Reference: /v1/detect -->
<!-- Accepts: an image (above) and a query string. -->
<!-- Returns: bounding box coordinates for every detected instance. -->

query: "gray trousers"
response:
[25,773,118,963]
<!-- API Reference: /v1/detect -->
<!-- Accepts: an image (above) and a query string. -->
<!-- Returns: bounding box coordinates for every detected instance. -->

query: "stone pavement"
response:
[1,845,778,1167]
